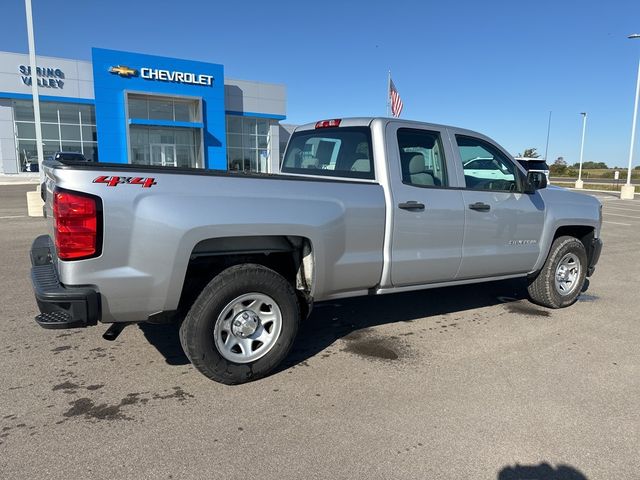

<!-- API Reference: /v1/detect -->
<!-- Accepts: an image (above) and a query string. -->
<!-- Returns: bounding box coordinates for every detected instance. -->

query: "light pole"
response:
[25,0,44,181]
[621,33,640,200]
[24,0,46,217]
[575,112,587,189]
[544,110,552,162]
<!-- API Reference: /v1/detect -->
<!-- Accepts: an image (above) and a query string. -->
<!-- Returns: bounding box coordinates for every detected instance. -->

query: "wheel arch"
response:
[530,224,595,279]
[177,235,315,319]
[552,225,595,264]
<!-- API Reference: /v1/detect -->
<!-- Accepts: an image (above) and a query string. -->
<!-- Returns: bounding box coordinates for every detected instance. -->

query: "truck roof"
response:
[294,117,490,140]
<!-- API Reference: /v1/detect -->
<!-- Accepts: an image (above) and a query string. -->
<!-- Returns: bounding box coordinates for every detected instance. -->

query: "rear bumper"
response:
[587,237,603,277]
[30,235,100,329]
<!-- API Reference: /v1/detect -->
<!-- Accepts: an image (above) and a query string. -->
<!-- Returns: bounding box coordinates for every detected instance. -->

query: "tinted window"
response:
[397,128,448,187]
[281,127,374,180]
[456,135,520,192]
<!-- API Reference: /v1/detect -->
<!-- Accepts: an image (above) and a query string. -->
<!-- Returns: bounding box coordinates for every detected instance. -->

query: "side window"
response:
[456,135,520,192]
[397,128,448,188]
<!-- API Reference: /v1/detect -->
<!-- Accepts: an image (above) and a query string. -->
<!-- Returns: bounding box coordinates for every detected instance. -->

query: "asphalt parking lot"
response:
[1,184,639,479]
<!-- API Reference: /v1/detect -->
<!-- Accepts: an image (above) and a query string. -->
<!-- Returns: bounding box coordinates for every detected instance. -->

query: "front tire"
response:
[180,264,300,384]
[527,235,587,309]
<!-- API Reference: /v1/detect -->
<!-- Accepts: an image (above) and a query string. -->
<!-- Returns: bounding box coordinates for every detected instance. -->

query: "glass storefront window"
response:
[174,101,197,122]
[127,94,201,122]
[82,125,97,142]
[128,98,148,119]
[83,143,99,162]
[243,118,257,136]
[227,134,242,148]
[227,116,242,133]
[148,98,173,121]
[16,122,36,139]
[41,123,59,140]
[12,100,97,171]
[129,125,201,168]
[257,120,269,136]
[61,124,81,141]
[58,104,81,123]
[39,102,60,123]
[13,101,34,121]
[78,104,96,124]
[225,115,271,173]
[61,142,83,153]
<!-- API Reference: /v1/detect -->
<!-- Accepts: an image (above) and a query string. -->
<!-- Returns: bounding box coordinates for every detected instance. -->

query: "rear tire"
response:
[179,264,300,384]
[527,235,587,309]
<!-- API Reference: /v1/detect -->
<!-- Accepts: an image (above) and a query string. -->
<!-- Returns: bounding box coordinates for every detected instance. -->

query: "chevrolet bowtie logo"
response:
[109,65,138,77]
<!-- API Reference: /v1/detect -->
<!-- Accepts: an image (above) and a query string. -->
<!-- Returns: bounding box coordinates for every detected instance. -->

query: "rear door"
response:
[451,132,545,279]
[387,123,465,286]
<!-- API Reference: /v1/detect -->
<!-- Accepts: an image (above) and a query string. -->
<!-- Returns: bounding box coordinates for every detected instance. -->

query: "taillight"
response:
[315,119,341,129]
[53,189,100,260]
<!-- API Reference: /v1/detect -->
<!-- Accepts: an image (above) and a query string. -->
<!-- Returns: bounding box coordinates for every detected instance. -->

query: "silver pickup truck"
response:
[30,117,603,384]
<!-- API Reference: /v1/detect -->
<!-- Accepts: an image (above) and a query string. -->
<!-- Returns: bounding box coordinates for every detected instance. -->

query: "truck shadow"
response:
[498,462,588,479]
[278,277,530,372]
[138,322,189,365]
[139,277,556,370]
[139,279,584,373]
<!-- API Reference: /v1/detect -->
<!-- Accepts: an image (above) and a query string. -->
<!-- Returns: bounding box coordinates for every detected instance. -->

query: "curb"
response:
[0,181,40,186]
[560,186,637,197]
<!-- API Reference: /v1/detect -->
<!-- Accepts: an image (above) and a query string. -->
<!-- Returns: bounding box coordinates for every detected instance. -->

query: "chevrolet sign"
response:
[140,67,214,87]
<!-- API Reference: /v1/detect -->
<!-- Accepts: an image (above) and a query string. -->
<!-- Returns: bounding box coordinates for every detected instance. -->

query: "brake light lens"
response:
[53,189,100,260]
[315,119,341,129]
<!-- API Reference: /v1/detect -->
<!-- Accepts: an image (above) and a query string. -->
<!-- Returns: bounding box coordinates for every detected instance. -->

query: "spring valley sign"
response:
[19,65,65,89]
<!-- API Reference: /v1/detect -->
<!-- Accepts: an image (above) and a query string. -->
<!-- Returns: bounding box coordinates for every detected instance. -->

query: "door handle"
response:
[468,202,491,212]
[398,201,425,211]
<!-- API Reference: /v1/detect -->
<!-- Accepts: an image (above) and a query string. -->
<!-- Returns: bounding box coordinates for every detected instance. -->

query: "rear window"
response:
[281,127,374,180]
[517,159,549,171]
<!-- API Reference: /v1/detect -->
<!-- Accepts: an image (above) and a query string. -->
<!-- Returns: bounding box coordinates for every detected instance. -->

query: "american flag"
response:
[389,77,403,117]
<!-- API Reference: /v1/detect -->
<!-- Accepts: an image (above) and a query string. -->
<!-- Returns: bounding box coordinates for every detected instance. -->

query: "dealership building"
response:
[0,48,288,174]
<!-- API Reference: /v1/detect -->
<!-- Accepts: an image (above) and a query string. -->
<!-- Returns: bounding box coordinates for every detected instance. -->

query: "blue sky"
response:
[2,0,640,167]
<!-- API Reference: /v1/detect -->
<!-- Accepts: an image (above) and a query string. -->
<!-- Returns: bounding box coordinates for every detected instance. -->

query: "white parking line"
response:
[604,212,640,219]
[603,220,631,226]
[604,206,640,212]
[0,215,25,219]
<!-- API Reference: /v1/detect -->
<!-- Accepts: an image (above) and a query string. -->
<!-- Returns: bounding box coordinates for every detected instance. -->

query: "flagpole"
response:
[386,70,391,117]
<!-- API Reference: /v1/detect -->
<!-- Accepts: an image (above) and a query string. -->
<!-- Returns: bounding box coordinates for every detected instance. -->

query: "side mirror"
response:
[524,171,547,193]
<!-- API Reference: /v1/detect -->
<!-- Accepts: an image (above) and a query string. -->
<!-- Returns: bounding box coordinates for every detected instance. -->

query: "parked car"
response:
[462,157,515,182]
[30,117,602,384]
[54,151,89,163]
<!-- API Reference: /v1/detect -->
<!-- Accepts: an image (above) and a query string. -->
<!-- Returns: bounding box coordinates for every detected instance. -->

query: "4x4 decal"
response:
[93,176,157,188]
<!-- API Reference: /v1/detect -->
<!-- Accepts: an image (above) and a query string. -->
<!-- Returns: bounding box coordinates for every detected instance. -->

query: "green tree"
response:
[518,148,540,158]
[572,161,608,169]
[550,157,567,176]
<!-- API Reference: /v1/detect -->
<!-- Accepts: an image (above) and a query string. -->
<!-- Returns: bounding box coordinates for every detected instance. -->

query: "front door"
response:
[150,144,176,167]
[452,133,545,279]
[388,124,465,287]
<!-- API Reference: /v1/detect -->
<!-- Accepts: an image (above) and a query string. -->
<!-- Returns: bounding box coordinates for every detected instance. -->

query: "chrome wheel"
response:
[213,293,282,364]
[554,253,581,296]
